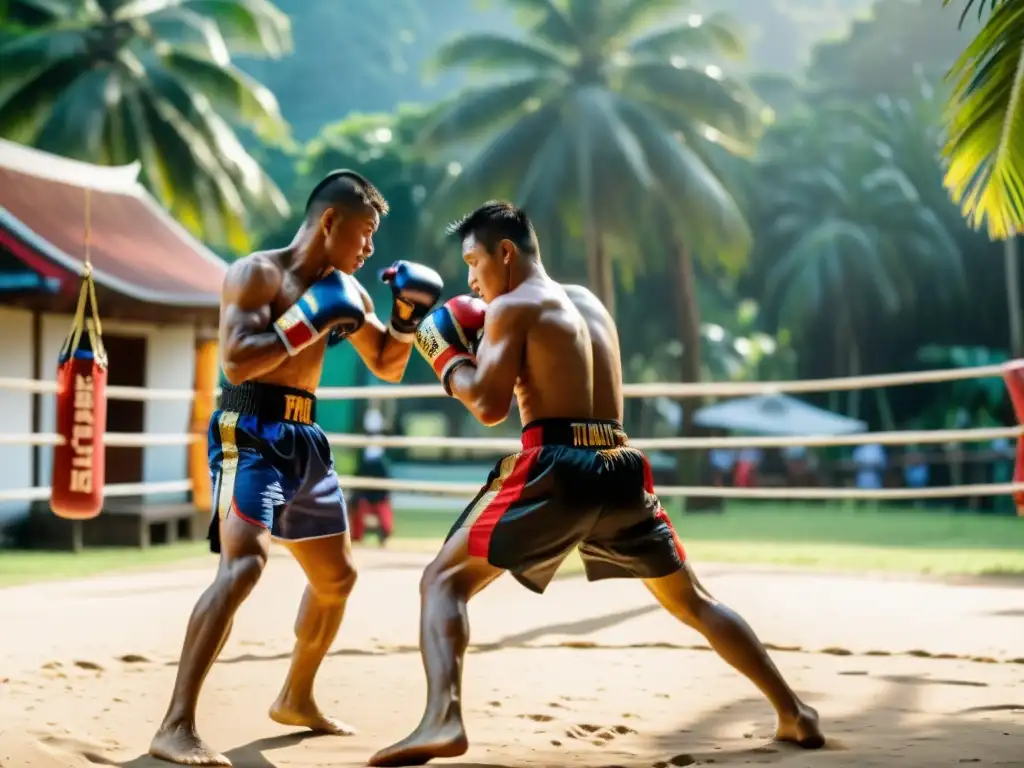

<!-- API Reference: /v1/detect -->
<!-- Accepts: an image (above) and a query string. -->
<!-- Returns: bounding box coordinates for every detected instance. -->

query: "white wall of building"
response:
[143,324,196,484]
[0,308,35,525]
[0,313,198,526]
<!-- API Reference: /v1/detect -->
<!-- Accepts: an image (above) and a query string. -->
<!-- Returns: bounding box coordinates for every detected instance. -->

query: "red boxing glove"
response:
[414,295,487,394]
[446,295,487,355]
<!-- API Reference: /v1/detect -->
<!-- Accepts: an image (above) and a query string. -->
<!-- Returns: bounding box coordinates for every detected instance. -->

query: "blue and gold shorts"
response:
[207,381,347,552]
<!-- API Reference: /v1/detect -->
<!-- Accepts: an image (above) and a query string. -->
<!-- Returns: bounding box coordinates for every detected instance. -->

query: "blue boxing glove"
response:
[327,261,444,348]
[381,260,444,342]
[273,271,366,355]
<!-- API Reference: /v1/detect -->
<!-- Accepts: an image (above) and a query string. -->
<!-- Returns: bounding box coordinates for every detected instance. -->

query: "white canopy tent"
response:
[693,394,867,436]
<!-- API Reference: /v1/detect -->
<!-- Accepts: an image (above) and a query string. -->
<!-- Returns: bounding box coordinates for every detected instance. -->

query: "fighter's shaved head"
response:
[305,170,389,221]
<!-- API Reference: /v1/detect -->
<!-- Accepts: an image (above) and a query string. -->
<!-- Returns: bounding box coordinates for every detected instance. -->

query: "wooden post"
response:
[189,338,218,514]
[31,308,42,488]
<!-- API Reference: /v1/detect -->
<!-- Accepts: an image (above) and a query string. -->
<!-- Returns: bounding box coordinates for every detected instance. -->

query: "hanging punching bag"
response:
[1002,360,1024,516]
[50,264,108,520]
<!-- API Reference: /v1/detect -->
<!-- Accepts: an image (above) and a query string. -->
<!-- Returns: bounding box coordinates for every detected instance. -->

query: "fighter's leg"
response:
[269,531,358,734]
[350,498,366,542]
[375,499,394,545]
[150,512,271,766]
[644,563,824,748]
[368,526,503,767]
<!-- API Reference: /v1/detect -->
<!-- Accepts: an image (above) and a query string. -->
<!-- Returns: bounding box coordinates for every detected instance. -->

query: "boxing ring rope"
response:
[0,426,1020,450]
[0,481,191,504]
[327,476,1024,501]
[319,427,1023,451]
[0,362,1008,401]
[3,361,1023,509]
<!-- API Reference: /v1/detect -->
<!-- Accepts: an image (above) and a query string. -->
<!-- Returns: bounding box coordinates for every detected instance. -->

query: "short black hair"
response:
[305,169,389,219]
[446,200,538,257]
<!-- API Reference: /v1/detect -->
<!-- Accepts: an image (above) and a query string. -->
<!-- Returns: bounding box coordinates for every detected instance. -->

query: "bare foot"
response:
[149,723,231,766]
[269,699,357,735]
[775,702,825,749]
[367,719,469,767]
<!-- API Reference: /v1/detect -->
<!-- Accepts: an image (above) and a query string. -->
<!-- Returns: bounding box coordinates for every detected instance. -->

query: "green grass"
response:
[386,502,1024,578]
[0,541,210,588]
[2,503,1022,589]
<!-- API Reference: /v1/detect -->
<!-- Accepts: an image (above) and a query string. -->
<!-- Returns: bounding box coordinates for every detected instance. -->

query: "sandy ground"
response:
[0,547,1022,768]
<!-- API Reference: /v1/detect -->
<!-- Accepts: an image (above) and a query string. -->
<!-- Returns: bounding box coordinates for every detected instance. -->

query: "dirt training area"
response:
[0,547,1022,767]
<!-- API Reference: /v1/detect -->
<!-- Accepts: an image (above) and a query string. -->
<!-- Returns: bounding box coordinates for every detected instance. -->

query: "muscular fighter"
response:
[369,201,824,766]
[149,170,443,766]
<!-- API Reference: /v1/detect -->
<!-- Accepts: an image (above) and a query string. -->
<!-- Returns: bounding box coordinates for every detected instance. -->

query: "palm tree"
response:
[942,0,1024,356]
[417,0,760,327]
[859,85,1024,358]
[755,107,965,419]
[0,0,292,252]
[941,0,1023,240]
[237,0,504,140]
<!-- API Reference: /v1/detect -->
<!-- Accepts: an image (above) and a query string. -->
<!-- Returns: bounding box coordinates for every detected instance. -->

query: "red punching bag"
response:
[50,259,108,520]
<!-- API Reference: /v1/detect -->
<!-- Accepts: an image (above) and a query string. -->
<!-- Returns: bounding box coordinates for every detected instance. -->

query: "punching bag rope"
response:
[50,189,109,520]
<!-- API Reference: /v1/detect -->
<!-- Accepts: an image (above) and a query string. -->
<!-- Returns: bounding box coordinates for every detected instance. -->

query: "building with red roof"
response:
[0,138,226,318]
[0,139,227,537]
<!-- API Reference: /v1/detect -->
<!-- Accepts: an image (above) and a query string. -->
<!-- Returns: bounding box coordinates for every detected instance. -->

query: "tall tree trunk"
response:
[874,388,895,431]
[674,242,707,510]
[846,332,861,420]
[674,242,702,434]
[1005,236,1023,358]
[584,222,615,316]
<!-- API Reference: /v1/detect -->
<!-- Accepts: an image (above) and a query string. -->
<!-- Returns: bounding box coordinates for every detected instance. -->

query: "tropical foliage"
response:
[750,100,965,416]
[0,0,292,250]
[808,0,978,98]
[941,0,1024,240]
[259,107,457,287]
[1,0,1022,438]
[418,0,762,317]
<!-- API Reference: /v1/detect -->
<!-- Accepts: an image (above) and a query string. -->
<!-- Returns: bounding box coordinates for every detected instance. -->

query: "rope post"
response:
[188,339,219,514]
[1001,360,1024,516]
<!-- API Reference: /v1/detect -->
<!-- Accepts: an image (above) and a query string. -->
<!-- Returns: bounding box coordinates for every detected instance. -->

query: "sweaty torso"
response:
[219,250,352,393]
[257,264,331,392]
[512,279,624,426]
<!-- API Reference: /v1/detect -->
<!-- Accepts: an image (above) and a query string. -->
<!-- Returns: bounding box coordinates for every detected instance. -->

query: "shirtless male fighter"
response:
[149,170,443,766]
[369,201,823,767]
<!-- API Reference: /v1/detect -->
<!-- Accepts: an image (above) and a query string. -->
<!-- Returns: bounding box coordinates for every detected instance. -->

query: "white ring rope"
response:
[0,480,191,504]
[0,476,1017,504]
[2,364,1019,507]
[320,426,1022,451]
[0,434,202,446]
[0,426,1018,450]
[331,476,1024,501]
[0,362,1010,402]
[0,378,205,400]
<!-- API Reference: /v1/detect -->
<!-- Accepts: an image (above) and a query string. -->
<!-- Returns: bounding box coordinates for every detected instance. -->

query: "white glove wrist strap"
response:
[387,321,417,344]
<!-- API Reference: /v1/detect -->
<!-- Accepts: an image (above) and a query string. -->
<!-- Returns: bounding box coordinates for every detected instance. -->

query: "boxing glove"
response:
[381,260,444,342]
[274,271,366,355]
[414,295,487,395]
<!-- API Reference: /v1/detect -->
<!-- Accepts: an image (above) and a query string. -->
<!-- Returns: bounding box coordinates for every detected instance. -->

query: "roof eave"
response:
[0,207,222,310]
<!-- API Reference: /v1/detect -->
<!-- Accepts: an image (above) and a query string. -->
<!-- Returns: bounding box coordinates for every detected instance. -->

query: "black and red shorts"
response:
[446,418,686,593]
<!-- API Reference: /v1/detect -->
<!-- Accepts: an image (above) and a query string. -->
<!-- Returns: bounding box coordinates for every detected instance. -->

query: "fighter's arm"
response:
[348,282,413,384]
[220,257,287,385]
[447,297,530,427]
